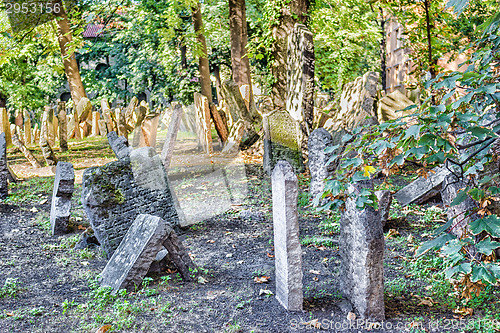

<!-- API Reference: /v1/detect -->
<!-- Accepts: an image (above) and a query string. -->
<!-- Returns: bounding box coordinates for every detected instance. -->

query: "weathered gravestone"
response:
[375,190,392,227]
[340,180,384,321]
[161,104,183,169]
[57,102,68,152]
[81,147,180,257]
[23,110,32,146]
[272,161,303,311]
[47,106,55,147]
[308,128,334,205]
[98,120,107,137]
[0,133,8,199]
[0,108,12,146]
[263,110,304,175]
[107,131,131,162]
[394,166,450,207]
[286,23,315,136]
[193,92,213,155]
[50,162,75,235]
[100,214,196,292]
[99,214,171,291]
[324,71,379,132]
[40,108,57,166]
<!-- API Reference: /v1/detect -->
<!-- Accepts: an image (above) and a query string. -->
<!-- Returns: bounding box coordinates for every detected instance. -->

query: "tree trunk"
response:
[229,0,257,115]
[54,1,87,107]
[379,7,387,93]
[192,2,213,103]
[423,0,435,79]
[213,64,223,104]
[269,0,310,111]
[0,94,6,108]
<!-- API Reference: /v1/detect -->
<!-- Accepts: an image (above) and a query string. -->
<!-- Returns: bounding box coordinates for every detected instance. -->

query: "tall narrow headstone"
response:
[340,180,385,321]
[0,107,12,146]
[272,161,303,311]
[107,131,130,162]
[50,162,75,235]
[193,92,213,155]
[0,133,8,199]
[98,119,107,137]
[40,109,57,166]
[286,23,315,136]
[308,128,334,205]
[47,106,55,147]
[33,124,39,144]
[161,104,183,169]
[58,102,68,152]
[91,111,100,137]
[139,114,160,148]
[23,110,32,146]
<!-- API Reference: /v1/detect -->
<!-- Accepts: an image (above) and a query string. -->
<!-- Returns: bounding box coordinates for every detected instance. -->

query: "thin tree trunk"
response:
[192,2,213,103]
[0,94,6,108]
[54,1,87,107]
[229,0,257,115]
[379,7,387,93]
[180,44,187,69]
[424,0,435,79]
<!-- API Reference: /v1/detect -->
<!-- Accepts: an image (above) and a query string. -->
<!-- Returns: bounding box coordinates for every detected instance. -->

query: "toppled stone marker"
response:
[107,131,131,162]
[340,181,385,321]
[0,133,8,199]
[308,128,334,205]
[100,214,170,291]
[394,166,449,206]
[50,162,75,235]
[272,160,303,311]
[82,147,180,257]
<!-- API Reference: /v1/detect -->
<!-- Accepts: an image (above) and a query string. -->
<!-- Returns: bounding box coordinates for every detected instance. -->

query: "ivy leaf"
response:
[324,144,340,153]
[469,215,500,237]
[475,237,500,256]
[445,263,472,280]
[415,233,456,257]
[468,126,494,140]
[471,266,497,285]
[483,263,500,280]
[433,218,454,235]
[403,125,424,140]
[451,189,468,206]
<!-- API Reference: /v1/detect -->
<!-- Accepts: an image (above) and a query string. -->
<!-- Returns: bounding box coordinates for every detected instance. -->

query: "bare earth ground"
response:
[0,135,499,333]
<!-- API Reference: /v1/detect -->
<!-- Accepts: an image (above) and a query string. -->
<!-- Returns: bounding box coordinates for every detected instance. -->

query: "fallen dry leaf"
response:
[312,276,319,282]
[453,307,474,316]
[77,225,86,230]
[206,240,215,243]
[95,325,112,333]
[39,199,48,205]
[254,276,270,283]
[386,229,400,238]
[259,289,273,296]
[347,312,356,321]
[6,312,14,317]
[309,270,320,275]
[418,299,434,307]
[197,276,208,284]
[302,319,321,329]
[267,253,274,258]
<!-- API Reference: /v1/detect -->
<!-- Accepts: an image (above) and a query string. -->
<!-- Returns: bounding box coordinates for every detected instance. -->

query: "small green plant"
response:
[160,275,171,285]
[34,212,50,232]
[0,278,22,298]
[62,299,77,314]
[29,307,45,316]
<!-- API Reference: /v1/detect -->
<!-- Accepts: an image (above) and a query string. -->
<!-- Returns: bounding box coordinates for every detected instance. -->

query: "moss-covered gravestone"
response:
[82,147,180,258]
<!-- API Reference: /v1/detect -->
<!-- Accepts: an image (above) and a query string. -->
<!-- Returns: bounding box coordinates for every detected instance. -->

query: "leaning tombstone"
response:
[0,133,8,199]
[394,166,449,206]
[81,147,180,257]
[272,160,303,311]
[308,128,334,205]
[0,107,12,146]
[340,180,385,321]
[50,162,75,235]
[100,214,195,292]
[11,128,41,169]
[58,102,68,152]
[107,131,131,162]
[23,110,32,146]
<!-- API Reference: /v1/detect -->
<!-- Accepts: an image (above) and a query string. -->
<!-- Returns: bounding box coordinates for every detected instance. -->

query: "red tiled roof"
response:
[83,24,104,38]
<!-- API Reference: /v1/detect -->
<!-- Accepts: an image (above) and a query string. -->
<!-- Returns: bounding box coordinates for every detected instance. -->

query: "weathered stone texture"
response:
[375,190,392,227]
[340,181,385,321]
[308,128,334,205]
[107,131,131,162]
[81,147,179,257]
[50,162,75,235]
[394,167,449,207]
[100,214,171,291]
[272,161,303,311]
[263,110,304,175]
[161,104,183,169]
[0,132,8,199]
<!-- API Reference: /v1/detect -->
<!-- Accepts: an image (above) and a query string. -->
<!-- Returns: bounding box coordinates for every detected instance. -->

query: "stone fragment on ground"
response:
[394,166,449,206]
